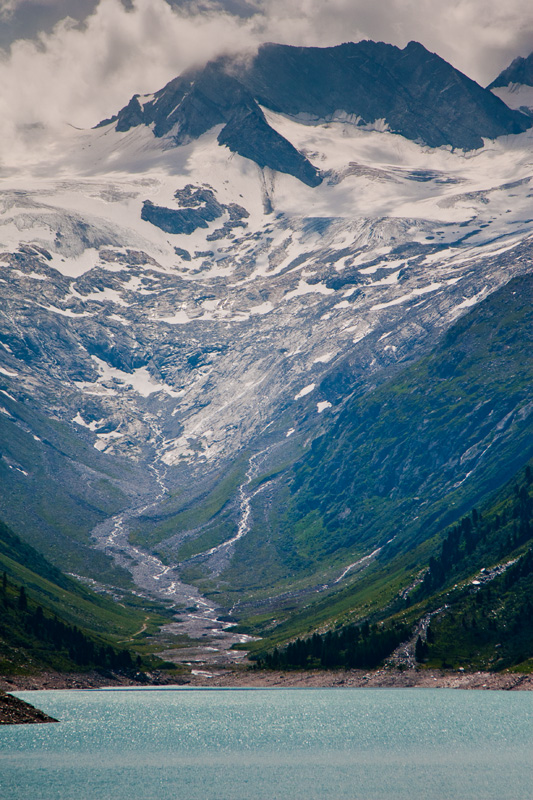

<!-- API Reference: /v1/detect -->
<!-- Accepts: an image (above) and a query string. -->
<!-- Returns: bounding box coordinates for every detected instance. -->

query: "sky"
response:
[1,0,533,164]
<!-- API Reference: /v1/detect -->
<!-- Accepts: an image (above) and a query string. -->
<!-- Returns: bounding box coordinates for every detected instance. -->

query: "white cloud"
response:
[0,0,532,169]
[0,0,261,166]
[245,0,533,84]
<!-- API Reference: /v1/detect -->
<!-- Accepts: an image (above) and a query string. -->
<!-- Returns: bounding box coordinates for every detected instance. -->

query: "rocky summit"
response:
[487,48,533,113]
[488,51,533,90]
[102,41,530,183]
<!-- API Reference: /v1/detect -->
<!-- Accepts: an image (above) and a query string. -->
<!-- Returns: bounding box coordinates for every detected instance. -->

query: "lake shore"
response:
[2,667,532,693]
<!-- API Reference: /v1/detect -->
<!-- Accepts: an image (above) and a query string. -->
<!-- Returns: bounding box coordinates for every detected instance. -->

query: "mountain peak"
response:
[99,40,531,185]
[488,51,533,89]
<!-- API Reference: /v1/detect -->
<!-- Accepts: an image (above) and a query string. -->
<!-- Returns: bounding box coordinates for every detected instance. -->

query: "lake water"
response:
[1,687,532,800]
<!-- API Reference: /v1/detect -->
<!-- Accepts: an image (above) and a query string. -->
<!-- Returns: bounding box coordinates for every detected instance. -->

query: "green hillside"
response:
[207,271,533,608]
[0,519,170,676]
[251,459,533,673]
[0,393,151,585]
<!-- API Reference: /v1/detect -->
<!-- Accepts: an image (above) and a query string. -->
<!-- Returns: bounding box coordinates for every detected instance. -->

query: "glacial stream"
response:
[89,460,260,666]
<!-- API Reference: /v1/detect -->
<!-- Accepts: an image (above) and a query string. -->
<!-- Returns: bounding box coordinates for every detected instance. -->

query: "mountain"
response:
[155,271,532,618]
[2,40,533,668]
[102,41,530,187]
[489,52,533,89]
[267,272,533,581]
[488,51,533,112]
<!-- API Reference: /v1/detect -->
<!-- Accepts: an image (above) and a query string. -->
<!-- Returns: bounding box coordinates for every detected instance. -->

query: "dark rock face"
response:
[488,51,533,88]
[111,63,322,188]
[237,41,530,150]
[217,103,322,187]
[101,41,531,185]
[141,184,251,236]
[142,185,224,235]
[141,200,218,235]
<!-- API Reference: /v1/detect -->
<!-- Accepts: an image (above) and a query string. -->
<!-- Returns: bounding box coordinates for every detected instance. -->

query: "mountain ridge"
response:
[488,51,533,89]
[100,40,531,186]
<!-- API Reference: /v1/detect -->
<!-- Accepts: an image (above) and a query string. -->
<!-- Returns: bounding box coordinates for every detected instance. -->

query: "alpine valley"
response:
[1,40,533,680]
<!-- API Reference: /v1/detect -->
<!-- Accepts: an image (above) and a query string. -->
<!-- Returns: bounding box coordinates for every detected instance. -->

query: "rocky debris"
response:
[0,691,57,724]
[2,668,531,693]
[0,671,189,694]
[388,607,448,669]
[183,667,533,690]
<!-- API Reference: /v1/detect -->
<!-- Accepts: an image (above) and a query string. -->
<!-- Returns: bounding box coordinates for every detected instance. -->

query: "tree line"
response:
[1,573,140,672]
[256,619,410,670]
[416,466,532,599]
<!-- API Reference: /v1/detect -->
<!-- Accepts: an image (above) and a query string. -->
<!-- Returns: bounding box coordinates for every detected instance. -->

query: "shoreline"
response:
[2,667,532,693]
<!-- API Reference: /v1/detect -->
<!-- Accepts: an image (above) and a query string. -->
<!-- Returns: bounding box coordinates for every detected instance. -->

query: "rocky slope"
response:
[105,40,530,174]
[0,692,57,724]
[489,50,533,90]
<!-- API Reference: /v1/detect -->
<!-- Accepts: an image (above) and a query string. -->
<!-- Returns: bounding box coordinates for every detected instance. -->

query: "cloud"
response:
[0,0,260,165]
[244,0,533,84]
[0,0,532,169]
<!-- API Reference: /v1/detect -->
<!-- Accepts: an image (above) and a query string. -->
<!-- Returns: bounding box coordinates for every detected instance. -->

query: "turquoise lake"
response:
[1,687,532,799]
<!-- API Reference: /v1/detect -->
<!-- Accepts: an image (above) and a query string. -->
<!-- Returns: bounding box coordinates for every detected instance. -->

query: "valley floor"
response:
[2,667,532,693]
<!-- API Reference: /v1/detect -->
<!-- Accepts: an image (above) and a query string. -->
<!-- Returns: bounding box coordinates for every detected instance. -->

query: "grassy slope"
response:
[248,459,533,672]
[0,392,148,585]
[0,519,171,675]
[130,457,248,557]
